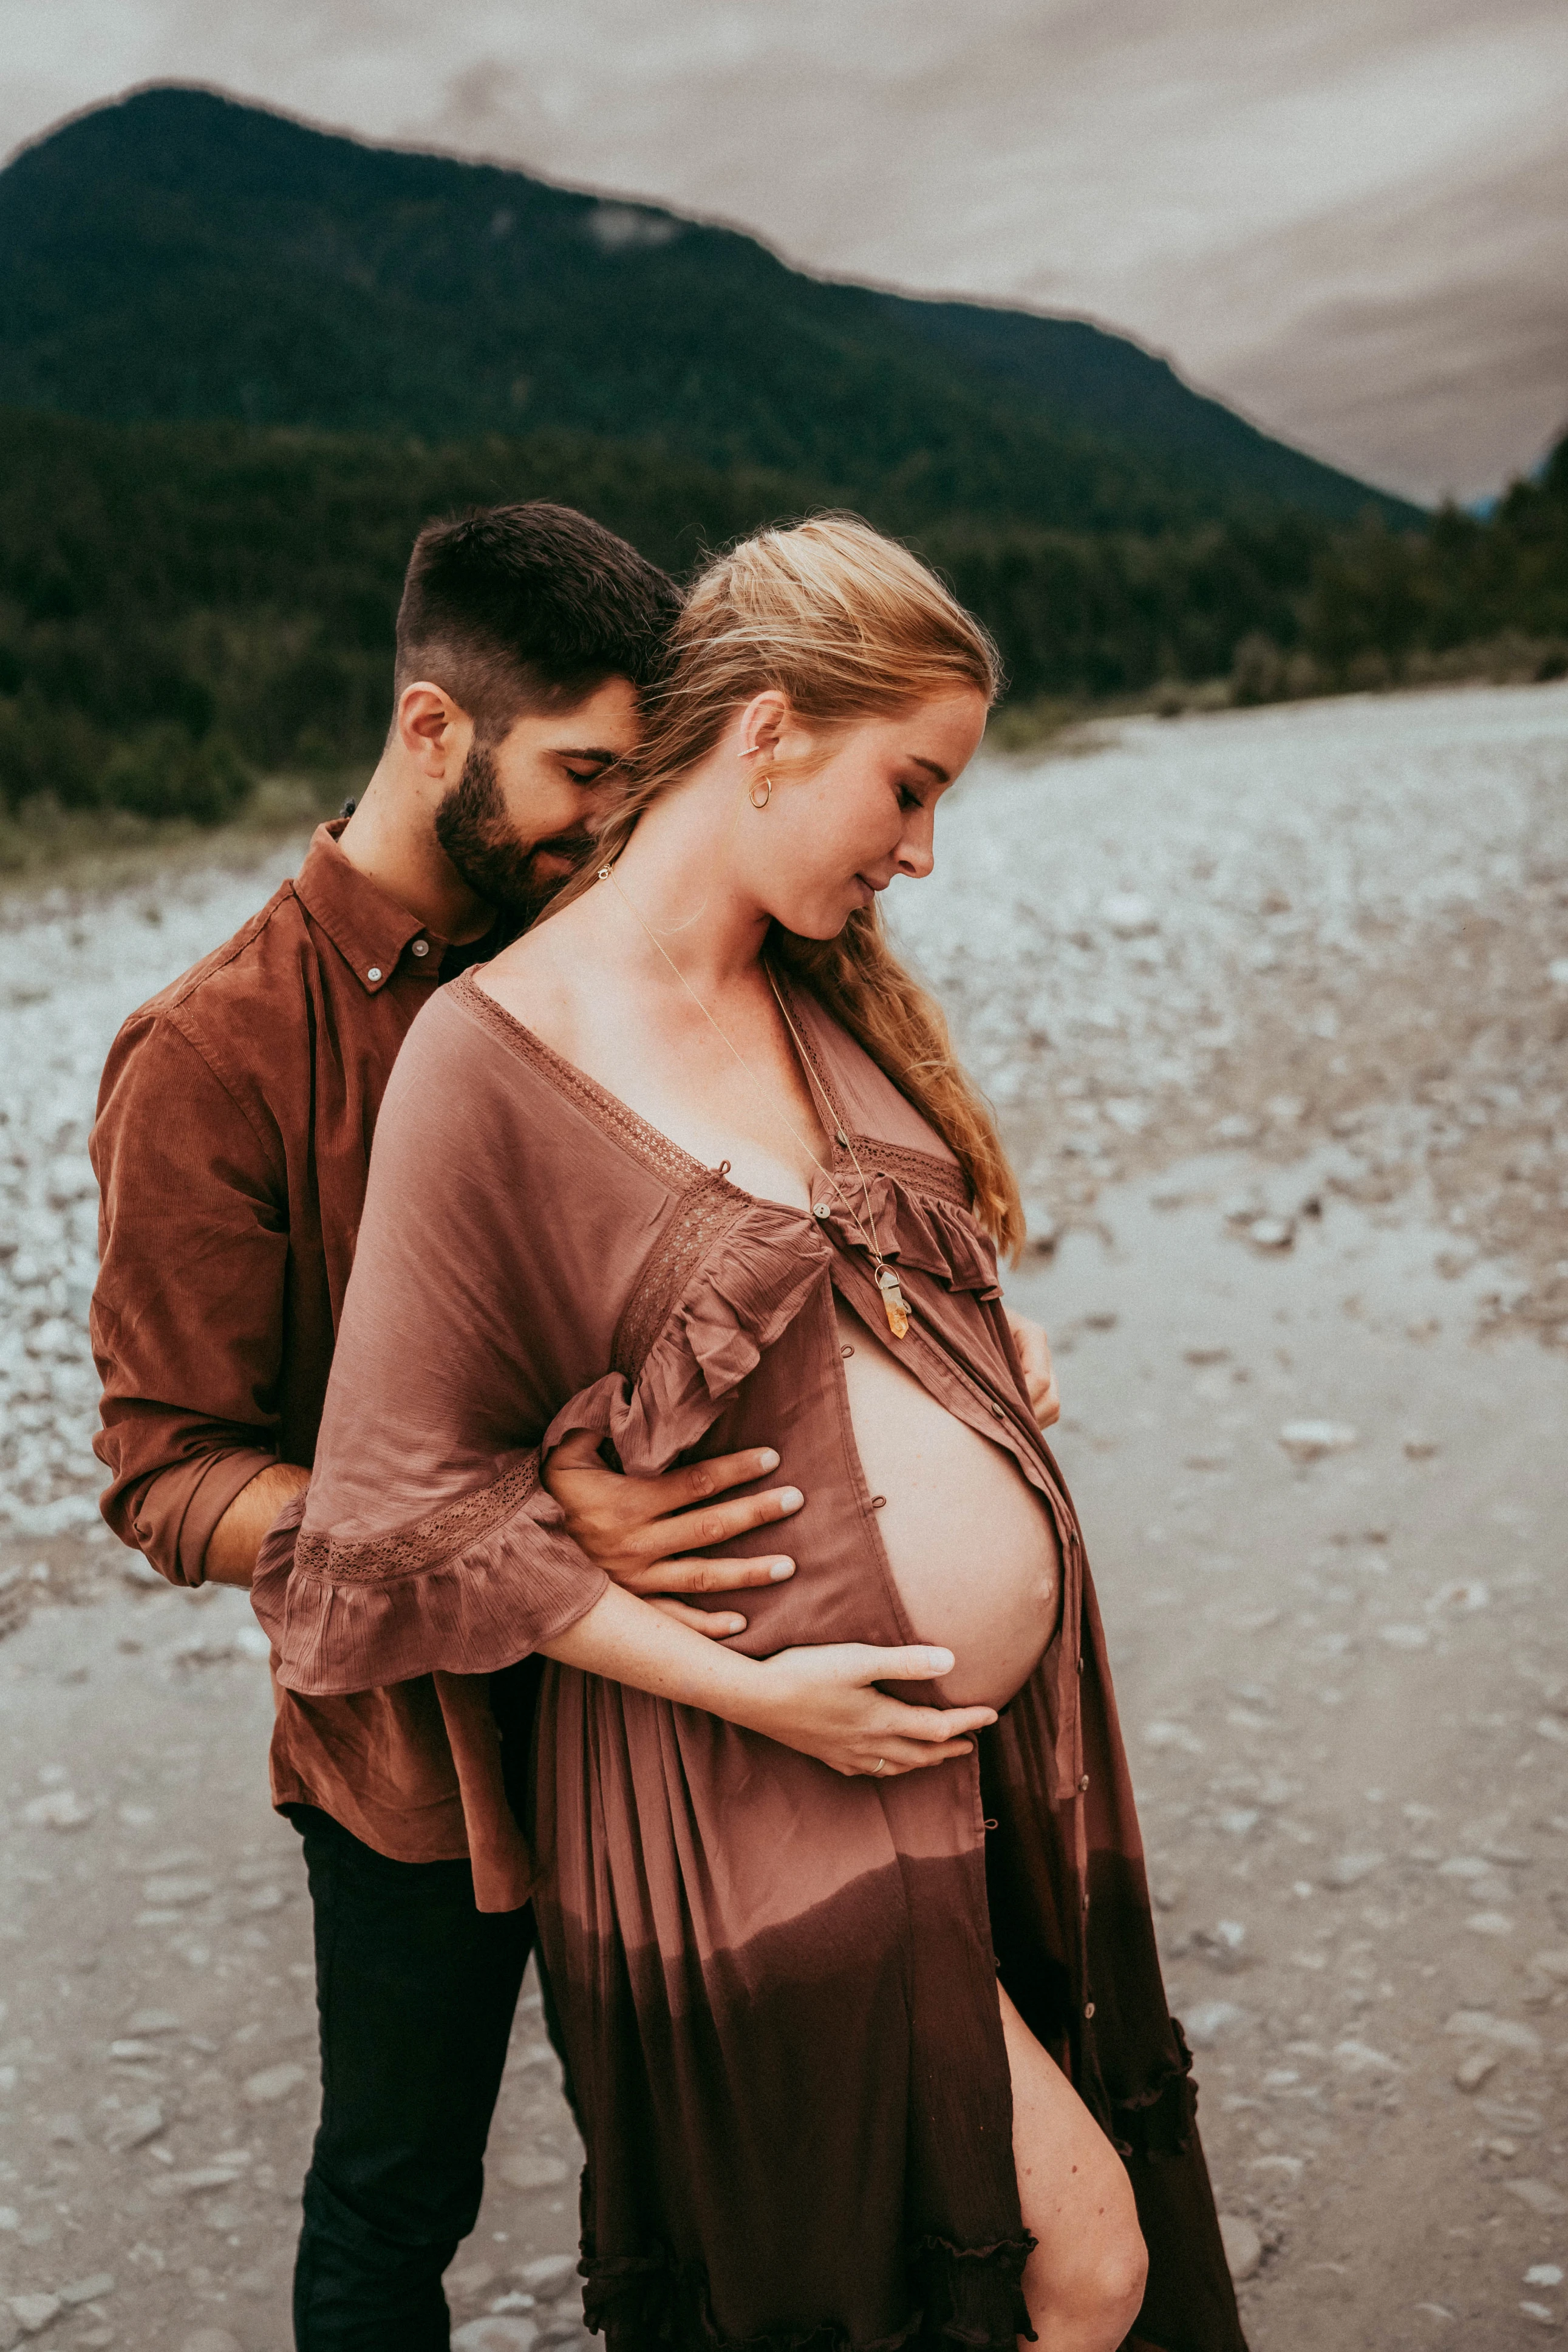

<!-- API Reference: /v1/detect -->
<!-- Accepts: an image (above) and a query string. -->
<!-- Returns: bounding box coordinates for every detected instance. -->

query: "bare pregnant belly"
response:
[834,1300,1061,1710]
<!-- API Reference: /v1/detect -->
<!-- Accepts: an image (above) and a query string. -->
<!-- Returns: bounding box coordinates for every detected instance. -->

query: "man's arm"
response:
[205,1462,313,1585]
[91,1010,293,1587]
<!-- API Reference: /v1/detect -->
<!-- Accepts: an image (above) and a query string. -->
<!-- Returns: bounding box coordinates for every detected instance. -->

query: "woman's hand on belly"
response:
[540,1581,997,1778]
[747,1641,999,1778]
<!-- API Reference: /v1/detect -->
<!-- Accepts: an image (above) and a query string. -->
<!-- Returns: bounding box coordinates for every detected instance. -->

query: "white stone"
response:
[1332,2038,1401,2074]
[8,2300,61,2337]
[21,1788,94,1830]
[519,2257,579,2300]
[1509,2181,1568,2218]
[1184,2000,1249,2048]
[1444,2012,1541,2053]
[103,2099,165,2152]
[496,2148,571,2192]
[58,2275,114,2307]
[452,2324,539,2352]
[1324,1852,1385,1890]
[1217,2214,1261,2282]
[243,2061,307,2104]
[1278,1420,1358,1464]
[1143,1720,1205,1754]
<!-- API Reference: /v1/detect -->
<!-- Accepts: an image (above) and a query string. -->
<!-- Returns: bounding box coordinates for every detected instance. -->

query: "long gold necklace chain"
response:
[595,865,913,1340]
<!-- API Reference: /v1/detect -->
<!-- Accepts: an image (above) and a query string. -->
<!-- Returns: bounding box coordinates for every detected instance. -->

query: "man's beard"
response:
[432,741,596,928]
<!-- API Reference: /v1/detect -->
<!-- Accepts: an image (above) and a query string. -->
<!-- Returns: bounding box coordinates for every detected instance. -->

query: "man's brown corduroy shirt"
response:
[90,819,506,1868]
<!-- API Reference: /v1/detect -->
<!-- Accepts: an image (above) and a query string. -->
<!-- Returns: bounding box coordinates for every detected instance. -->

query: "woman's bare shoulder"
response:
[475,894,602,1062]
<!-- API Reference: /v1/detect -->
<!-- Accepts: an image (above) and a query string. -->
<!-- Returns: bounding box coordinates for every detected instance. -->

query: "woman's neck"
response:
[604,779,770,997]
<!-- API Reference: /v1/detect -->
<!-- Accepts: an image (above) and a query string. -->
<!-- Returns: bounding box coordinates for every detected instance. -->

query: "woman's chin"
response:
[766,895,866,943]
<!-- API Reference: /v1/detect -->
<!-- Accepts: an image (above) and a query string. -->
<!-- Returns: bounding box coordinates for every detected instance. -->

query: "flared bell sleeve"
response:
[249,986,631,1701]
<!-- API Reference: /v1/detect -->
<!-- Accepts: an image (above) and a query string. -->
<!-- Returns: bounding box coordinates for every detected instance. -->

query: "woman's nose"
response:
[898,827,936,879]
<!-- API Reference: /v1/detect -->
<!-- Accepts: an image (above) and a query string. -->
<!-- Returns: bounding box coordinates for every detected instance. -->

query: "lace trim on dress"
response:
[291,1452,541,1584]
[582,2229,1035,2352]
[452,970,718,1193]
[612,1177,755,1382]
[839,1131,971,1215]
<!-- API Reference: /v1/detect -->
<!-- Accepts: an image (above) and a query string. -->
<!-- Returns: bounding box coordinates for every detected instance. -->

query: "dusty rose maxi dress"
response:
[255,969,1247,2352]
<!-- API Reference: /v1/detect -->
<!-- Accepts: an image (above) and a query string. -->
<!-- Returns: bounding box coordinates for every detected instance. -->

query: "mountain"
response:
[0,85,1419,538]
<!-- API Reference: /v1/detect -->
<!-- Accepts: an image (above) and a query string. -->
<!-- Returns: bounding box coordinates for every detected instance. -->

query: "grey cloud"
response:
[2,0,1563,498]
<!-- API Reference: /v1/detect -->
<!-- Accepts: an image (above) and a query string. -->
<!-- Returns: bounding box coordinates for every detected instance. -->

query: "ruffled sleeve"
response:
[253,1448,607,1696]
[248,986,626,1703]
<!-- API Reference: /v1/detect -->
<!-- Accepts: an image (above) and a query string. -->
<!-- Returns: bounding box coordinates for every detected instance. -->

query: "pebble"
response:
[451,2324,539,2352]
[1444,2012,1541,2053]
[1217,2214,1262,2283]
[178,2333,244,2352]
[101,2099,164,2152]
[496,2147,571,2192]
[1332,2038,1401,2076]
[1454,2051,1500,2091]
[519,2257,579,2300]
[1466,1912,1516,1937]
[7,2300,61,2337]
[20,1789,94,1830]
[58,2274,114,2306]
[243,2061,307,2104]
[1278,1420,1359,1464]
[1508,2181,1568,2218]
[1324,1852,1386,1890]
[1182,2000,1248,2047]
[1532,1951,1568,1982]
[1527,2267,1566,2288]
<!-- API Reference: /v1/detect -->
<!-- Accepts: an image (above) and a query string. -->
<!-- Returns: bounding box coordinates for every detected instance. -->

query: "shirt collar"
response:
[293,820,438,995]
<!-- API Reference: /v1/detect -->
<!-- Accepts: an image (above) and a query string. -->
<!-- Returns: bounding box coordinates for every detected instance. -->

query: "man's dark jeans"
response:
[290,1805,534,2351]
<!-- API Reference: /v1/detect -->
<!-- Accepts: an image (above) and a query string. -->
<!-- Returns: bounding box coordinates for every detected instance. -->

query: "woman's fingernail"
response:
[725,1615,747,1634]
[769,1559,796,1580]
[925,1648,955,1672]
[777,1487,804,1512]
[757,1448,780,1471]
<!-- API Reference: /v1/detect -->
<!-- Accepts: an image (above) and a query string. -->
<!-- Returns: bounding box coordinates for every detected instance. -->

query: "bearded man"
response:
[90,501,1057,2351]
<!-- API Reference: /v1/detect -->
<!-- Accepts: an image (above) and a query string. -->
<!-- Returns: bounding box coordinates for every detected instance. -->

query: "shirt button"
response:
[1084,2000,1096,2020]
[1078,1774,1091,1792]
[870,1495,887,1510]
[813,1203,830,1220]
[990,1401,1005,1418]
[367,966,382,983]
[411,939,429,958]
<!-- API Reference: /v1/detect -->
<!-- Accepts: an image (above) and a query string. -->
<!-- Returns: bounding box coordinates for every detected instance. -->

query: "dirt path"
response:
[2,681,1566,2348]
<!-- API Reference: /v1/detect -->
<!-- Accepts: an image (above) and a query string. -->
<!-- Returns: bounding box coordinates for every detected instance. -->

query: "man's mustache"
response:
[527,829,599,868]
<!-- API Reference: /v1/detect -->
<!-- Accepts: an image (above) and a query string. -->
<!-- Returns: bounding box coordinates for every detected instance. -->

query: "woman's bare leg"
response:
[998,1983,1148,2352]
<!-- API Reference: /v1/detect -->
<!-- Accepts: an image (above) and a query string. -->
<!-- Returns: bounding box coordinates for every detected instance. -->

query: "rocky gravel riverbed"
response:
[2,679,1567,2349]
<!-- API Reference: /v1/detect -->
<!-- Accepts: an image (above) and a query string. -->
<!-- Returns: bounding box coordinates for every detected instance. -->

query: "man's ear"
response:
[396,681,471,779]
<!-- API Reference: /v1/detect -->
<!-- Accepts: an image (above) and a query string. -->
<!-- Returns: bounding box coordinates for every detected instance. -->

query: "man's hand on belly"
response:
[1006,1311,1060,1428]
[544,1431,803,1638]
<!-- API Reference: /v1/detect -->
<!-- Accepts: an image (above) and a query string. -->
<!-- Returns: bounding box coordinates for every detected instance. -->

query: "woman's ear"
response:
[738,688,789,763]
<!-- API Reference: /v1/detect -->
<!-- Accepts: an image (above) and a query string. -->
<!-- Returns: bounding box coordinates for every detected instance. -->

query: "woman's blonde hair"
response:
[571,513,1024,1257]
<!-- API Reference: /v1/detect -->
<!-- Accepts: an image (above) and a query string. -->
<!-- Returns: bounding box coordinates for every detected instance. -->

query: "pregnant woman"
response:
[257,519,1244,2352]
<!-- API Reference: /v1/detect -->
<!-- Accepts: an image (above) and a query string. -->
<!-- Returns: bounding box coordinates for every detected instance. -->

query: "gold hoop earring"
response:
[748,775,772,810]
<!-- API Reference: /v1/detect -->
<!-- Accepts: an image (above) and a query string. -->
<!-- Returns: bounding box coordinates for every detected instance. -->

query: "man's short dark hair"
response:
[394,502,681,740]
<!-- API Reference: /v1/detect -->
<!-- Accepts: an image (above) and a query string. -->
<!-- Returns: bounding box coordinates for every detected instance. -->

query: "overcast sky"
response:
[5,0,1565,503]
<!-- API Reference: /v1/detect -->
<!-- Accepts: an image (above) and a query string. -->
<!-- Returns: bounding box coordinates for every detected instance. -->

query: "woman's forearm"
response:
[537,1580,1000,1781]
[540,1580,766,1726]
